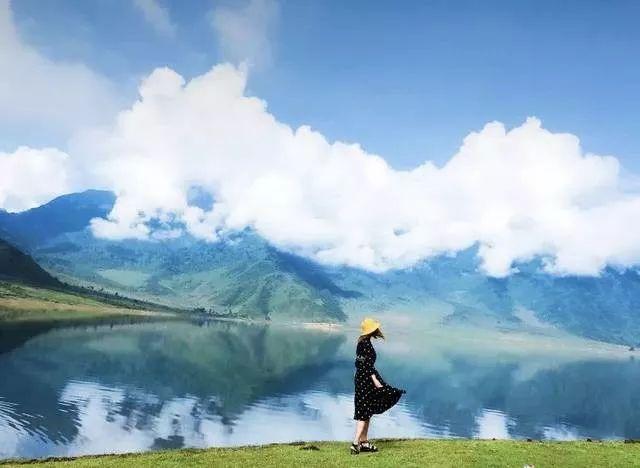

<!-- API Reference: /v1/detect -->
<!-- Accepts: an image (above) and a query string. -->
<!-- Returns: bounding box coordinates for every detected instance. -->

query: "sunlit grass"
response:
[2,439,640,467]
[0,282,172,322]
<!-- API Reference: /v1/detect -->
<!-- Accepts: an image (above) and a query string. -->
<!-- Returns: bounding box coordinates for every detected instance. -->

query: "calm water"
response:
[2,319,640,459]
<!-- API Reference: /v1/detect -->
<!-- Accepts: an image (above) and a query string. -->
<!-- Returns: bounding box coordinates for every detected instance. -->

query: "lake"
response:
[1,318,640,459]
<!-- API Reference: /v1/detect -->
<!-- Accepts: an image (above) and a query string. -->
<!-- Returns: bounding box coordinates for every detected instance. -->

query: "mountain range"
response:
[1,190,639,345]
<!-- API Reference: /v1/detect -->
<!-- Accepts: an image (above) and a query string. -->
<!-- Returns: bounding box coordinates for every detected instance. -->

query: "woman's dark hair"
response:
[358,327,385,342]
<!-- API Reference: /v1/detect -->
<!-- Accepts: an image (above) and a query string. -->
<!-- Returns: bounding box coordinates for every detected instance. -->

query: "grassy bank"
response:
[3,439,640,468]
[0,282,176,323]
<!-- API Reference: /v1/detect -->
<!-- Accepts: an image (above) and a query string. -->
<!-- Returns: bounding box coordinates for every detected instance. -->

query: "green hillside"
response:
[0,281,176,324]
[331,252,640,346]
[29,230,348,322]
[0,239,62,287]
[0,238,179,324]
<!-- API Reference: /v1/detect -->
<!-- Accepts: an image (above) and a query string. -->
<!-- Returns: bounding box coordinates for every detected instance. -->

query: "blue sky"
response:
[3,0,640,276]
[8,0,640,171]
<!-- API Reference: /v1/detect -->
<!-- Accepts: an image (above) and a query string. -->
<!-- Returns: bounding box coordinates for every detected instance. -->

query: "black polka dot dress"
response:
[353,337,404,420]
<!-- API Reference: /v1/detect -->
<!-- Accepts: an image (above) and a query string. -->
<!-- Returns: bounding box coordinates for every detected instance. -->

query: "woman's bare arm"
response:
[371,374,383,388]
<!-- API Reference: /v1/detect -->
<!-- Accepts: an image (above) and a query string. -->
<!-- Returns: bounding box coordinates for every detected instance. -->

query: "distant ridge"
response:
[0,190,115,250]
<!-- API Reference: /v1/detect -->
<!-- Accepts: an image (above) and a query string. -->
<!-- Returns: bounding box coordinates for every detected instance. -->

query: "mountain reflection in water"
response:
[1,319,640,459]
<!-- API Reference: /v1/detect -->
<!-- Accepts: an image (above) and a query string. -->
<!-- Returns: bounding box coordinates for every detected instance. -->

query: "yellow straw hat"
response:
[360,317,381,336]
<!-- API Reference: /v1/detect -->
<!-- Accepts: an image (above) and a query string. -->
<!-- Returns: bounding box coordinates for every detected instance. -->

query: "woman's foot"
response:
[359,440,378,452]
[350,442,360,455]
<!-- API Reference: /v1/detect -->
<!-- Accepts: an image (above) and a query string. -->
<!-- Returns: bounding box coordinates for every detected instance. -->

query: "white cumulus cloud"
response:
[61,63,640,277]
[0,146,73,212]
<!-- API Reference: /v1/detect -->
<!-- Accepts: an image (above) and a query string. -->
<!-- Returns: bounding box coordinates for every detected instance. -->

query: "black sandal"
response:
[359,440,378,452]
[350,442,360,455]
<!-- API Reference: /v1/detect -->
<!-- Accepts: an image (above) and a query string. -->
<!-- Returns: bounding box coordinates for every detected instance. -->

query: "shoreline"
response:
[3,438,640,467]
[1,281,633,359]
[2,305,633,360]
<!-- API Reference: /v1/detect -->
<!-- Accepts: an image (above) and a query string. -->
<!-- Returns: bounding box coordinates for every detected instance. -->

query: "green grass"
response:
[0,282,176,323]
[2,439,640,468]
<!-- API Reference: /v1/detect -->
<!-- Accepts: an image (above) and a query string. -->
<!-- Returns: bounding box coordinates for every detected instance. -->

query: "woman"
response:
[351,317,405,455]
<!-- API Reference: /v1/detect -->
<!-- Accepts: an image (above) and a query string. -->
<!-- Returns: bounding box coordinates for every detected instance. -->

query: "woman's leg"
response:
[358,419,378,452]
[353,419,367,445]
[360,419,370,442]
